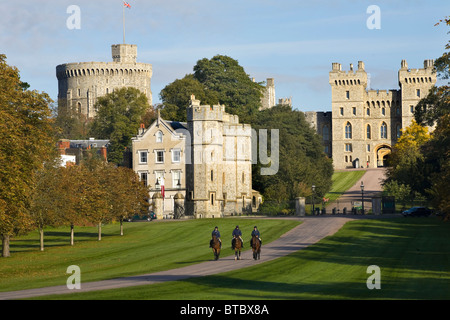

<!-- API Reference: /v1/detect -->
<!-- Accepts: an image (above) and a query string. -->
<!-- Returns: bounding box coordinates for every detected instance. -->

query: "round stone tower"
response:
[56,44,152,119]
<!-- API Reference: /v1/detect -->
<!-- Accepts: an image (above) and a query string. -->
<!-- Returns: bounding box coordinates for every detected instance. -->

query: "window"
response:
[352,107,356,115]
[155,150,164,163]
[172,170,181,188]
[380,122,387,139]
[346,91,350,99]
[366,124,371,139]
[139,172,148,186]
[367,144,370,152]
[345,144,352,152]
[366,108,370,116]
[242,172,245,183]
[340,107,344,116]
[172,149,181,163]
[345,122,352,139]
[139,150,148,164]
[156,131,163,143]
[211,170,214,181]
[416,89,420,98]
[410,105,414,113]
[211,193,215,206]
[322,125,329,141]
[396,125,402,139]
[382,108,385,116]
[155,171,164,187]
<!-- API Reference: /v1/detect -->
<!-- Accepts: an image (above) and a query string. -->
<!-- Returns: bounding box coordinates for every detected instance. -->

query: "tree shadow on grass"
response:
[10,230,115,253]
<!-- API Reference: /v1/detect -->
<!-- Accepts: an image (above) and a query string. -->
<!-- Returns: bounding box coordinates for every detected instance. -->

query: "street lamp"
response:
[360,181,365,215]
[312,184,316,215]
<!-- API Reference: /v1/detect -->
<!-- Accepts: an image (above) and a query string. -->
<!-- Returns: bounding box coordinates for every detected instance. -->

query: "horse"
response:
[211,235,221,260]
[233,235,242,260]
[251,235,261,260]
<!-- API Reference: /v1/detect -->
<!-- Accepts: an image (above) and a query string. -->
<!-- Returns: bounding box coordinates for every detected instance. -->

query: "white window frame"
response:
[139,150,148,164]
[156,131,163,143]
[172,170,181,188]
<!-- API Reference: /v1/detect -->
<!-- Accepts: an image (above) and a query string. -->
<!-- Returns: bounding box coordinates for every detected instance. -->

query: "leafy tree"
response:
[107,166,150,235]
[193,55,265,123]
[159,74,219,122]
[29,160,63,251]
[0,55,57,257]
[159,55,265,123]
[89,87,151,165]
[252,105,333,207]
[385,121,431,196]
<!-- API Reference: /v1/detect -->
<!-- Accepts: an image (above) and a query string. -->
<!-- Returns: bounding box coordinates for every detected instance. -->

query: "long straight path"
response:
[0,216,353,300]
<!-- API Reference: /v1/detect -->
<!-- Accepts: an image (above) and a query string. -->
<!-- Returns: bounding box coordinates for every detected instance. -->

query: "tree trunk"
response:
[1,234,10,257]
[70,224,74,246]
[40,228,44,251]
[120,218,123,236]
[98,222,102,241]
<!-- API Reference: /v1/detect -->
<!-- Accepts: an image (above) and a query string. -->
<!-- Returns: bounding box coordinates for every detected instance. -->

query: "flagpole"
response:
[122,3,125,44]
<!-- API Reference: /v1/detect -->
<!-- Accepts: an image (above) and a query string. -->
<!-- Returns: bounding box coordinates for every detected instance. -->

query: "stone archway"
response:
[375,144,392,167]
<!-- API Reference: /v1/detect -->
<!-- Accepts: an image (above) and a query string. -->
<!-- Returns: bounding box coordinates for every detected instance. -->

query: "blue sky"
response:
[1,0,449,111]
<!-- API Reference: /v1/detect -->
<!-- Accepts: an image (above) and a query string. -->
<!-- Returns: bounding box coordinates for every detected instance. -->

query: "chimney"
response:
[140,123,145,135]
[157,109,160,127]
[100,146,107,162]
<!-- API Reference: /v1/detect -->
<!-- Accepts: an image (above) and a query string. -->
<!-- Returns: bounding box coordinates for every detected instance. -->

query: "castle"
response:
[307,59,436,170]
[56,44,152,118]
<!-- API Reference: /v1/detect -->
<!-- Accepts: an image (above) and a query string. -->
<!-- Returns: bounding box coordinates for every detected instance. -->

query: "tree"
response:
[159,74,219,122]
[107,166,150,235]
[193,55,265,123]
[385,121,431,196]
[0,55,57,257]
[252,105,333,207]
[89,87,151,165]
[158,55,265,123]
[29,160,63,251]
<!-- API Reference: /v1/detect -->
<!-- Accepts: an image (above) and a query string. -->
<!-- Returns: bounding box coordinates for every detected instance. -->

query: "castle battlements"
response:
[56,44,152,118]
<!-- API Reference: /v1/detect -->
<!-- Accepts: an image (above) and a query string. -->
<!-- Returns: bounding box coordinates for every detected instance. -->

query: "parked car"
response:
[402,206,432,217]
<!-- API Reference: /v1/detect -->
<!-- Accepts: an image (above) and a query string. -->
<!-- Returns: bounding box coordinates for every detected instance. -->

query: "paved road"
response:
[0,216,354,300]
[326,168,387,213]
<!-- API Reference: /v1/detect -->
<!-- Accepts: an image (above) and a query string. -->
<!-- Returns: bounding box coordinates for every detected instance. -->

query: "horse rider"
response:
[250,226,262,247]
[232,225,243,249]
[210,226,221,248]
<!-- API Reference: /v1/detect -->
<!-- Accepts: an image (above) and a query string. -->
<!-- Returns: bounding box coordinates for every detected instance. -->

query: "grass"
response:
[0,218,300,293]
[324,170,366,203]
[40,217,450,300]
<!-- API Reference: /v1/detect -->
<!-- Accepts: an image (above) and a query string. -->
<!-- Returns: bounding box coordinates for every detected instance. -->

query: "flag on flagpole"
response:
[123,1,131,8]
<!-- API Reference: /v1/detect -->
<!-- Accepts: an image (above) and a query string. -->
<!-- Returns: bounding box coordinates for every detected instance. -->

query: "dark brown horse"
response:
[251,235,261,260]
[211,235,221,260]
[233,235,242,260]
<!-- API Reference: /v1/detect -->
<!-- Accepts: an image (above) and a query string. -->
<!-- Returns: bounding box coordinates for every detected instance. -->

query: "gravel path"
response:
[0,216,354,300]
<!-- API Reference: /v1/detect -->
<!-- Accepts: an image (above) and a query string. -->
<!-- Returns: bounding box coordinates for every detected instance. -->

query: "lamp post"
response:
[312,184,316,215]
[360,181,365,215]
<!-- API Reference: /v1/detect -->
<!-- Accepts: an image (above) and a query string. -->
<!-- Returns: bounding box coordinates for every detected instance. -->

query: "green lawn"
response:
[0,218,300,293]
[324,170,366,202]
[41,217,450,300]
